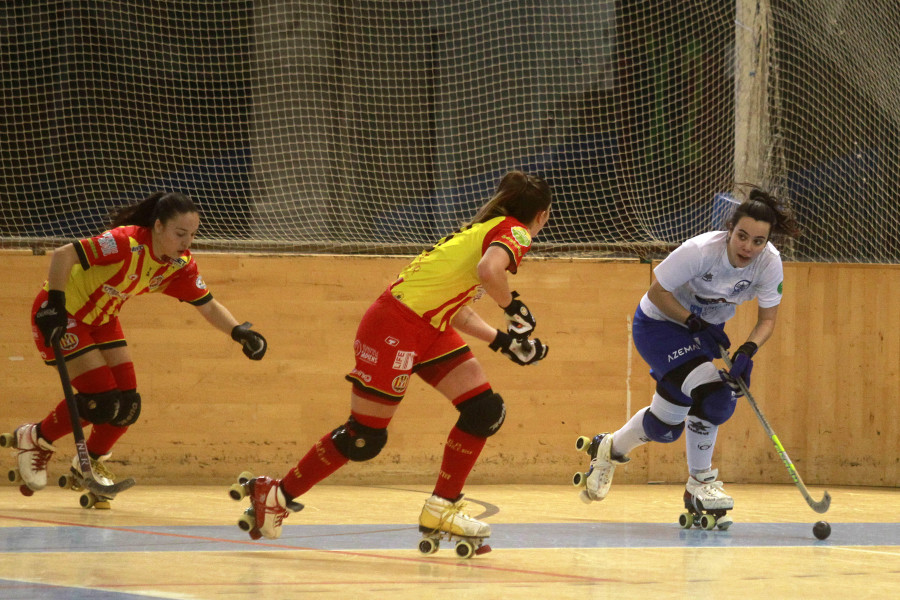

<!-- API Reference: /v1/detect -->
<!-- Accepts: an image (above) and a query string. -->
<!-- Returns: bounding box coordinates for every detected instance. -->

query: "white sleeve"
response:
[756,256,784,308]
[653,240,703,292]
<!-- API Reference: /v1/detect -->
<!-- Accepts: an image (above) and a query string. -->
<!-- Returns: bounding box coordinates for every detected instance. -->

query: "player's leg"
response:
[416,351,497,538]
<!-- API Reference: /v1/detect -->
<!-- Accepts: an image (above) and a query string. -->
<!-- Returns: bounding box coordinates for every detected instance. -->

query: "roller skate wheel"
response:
[572,471,587,488]
[454,540,475,559]
[716,515,733,530]
[58,474,78,489]
[575,436,592,452]
[237,513,255,532]
[8,468,22,484]
[237,471,254,485]
[700,514,717,530]
[0,433,15,448]
[418,537,439,555]
[229,482,248,501]
[93,500,112,510]
[18,484,34,497]
[80,492,97,509]
[678,512,694,529]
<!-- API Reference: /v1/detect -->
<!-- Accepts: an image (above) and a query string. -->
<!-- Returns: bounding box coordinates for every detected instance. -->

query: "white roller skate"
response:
[228,474,303,540]
[1,424,57,496]
[417,494,492,558]
[572,433,630,503]
[59,453,118,509]
[680,468,734,530]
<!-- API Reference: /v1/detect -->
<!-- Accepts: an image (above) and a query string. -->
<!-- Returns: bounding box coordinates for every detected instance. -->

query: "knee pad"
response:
[110,390,141,427]
[455,390,506,438]
[688,382,736,425]
[642,408,685,443]
[331,416,388,462]
[74,390,122,425]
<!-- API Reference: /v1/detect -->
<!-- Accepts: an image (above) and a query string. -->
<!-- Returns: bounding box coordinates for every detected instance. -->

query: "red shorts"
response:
[31,290,127,365]
[346,290,472,403]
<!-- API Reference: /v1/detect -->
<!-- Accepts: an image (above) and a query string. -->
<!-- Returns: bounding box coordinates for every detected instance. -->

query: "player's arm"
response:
[450,306,497,344]
[646,278,691,323]
[720,304,778,394]
[34,244,80,344]
[195,299,267,360]
[746,304,778,349]
[476,245,514,307]
[46,243,79,291]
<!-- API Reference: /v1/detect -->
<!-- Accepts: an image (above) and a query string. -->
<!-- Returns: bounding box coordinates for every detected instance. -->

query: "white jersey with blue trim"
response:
[639,230,784,325]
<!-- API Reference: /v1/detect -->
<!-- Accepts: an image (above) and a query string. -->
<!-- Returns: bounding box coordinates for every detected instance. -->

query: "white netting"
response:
[1,1,897,262]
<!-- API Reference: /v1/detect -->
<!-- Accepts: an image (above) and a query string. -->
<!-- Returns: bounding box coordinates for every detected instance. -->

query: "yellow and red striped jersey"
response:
[50,225,212,326]
[389,215,532,330]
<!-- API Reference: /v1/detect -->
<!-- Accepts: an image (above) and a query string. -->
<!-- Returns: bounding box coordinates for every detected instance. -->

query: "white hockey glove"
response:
[501,291,537,339]
[489,330,548,366]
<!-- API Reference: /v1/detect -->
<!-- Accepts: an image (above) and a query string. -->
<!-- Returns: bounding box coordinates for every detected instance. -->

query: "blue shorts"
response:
[632,306,723,382]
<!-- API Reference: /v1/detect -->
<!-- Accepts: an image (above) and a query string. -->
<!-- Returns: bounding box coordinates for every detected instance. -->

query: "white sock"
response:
[610,407,651,458]
[685,417,718,475]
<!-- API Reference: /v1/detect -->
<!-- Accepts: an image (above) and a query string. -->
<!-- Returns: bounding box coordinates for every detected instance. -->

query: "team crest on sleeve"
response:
[195,275,207,290]
[510,226,532,247]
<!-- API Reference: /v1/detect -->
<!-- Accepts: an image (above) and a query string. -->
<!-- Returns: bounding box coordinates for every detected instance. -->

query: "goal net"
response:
[1,1,897,262]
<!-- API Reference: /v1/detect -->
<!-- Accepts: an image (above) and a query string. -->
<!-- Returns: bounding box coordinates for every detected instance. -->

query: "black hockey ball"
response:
[812,520,831,540]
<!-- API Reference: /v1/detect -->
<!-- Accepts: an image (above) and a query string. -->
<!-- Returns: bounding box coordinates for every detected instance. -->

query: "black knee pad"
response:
[688,382,736,425]
[75,390,122,425]
[331,416,388,462]
[455,389,506,438]
[111,390,141,427]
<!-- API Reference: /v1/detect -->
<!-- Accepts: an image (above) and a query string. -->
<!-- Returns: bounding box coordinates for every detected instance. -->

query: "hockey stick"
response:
[51,338,136,497]
[719,346,830,513]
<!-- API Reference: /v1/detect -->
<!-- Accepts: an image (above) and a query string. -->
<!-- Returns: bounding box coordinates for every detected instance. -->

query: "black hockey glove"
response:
[35,290,68,345]
[502,291,536,339]
[489,329,548,366]
[231,322,267,360]
[685,313,730,358]
[719,341,757,396]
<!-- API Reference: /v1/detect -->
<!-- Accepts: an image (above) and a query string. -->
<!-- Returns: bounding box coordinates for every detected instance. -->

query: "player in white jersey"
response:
[575,188,800,528]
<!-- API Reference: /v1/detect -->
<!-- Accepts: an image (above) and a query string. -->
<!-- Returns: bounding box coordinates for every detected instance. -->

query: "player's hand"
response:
[489,329,548,366]
[719,341,757,396]
[35,290,68,345]
[231,322,267,360]
[685,313,730,358]
[502,291,536,339]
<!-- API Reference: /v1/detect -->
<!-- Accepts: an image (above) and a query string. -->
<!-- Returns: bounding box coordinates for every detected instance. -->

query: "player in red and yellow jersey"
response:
[9,192,267,501]
[234,171,551,551]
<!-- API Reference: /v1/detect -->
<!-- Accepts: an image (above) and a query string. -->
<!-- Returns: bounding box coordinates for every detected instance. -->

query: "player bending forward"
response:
[235,170,551,546]
[7,192,266,503]
[577,188,800,524]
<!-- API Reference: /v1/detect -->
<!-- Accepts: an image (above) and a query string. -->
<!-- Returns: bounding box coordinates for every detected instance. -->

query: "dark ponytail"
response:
[109,191,199,229]
[467,170,552,227]
[728,188,801,239]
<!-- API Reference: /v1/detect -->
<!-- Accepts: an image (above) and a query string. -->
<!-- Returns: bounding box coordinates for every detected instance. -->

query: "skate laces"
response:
[27,446,54,471]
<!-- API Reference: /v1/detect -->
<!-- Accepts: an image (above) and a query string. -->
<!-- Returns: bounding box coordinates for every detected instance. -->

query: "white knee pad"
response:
[649,392,690,426]
[680,361,721,397]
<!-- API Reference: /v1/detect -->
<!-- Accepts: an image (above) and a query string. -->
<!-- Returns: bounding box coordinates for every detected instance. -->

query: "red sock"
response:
[39,399,82,442]
[281,433,349,500]
[432,427,487,500]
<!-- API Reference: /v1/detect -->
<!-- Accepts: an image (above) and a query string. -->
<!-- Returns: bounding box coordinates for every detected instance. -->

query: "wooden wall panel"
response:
[0,250,896,487]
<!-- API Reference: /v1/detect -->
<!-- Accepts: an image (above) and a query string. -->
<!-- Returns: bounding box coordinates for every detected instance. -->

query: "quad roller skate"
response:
[679,468,734,530]
[572,433,630,503]
[1,424,57,497]
[228,472,303,540]
[417,494,492,559]
[58,454,120,509]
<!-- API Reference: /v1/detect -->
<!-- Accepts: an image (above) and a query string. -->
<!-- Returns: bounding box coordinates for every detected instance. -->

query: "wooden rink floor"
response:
[0,482,897,599]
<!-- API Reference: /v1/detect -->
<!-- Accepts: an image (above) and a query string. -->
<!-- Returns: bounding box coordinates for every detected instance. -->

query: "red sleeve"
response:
[482,217,533,274]
[160,259,213,305]
[74,228,132,269]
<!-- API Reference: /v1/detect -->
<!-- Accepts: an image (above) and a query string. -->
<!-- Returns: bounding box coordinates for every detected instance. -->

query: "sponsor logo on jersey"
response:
[195,275,207,290]
[102,284,131,301]
[694,295,729,305]
[98,231,117,256]
[354,340,379,365]
[391,374,410,393]
[393,350,415,371]
[384,336,399,347]
[510,226,532,247]
[131,245,144,253]
[731,280,751,295]
[148,275,164,290]
[128,274,138,281]
[777,281,783,294]
[702,272,713,281]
